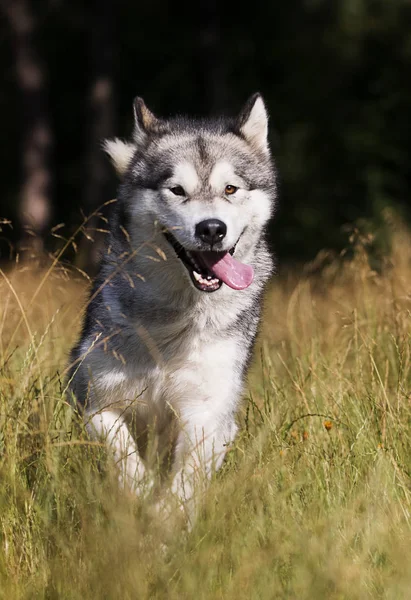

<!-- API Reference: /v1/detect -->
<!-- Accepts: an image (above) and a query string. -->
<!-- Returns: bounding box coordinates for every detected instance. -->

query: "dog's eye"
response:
[225,185,238,195]
[170,185,186,197]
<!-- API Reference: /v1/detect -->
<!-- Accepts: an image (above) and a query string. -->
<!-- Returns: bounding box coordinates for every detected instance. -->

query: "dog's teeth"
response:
[200,276,217,286]
[193,271,202,281]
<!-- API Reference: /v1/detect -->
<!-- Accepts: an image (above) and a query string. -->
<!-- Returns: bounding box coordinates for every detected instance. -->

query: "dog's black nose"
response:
[195,219,227,246]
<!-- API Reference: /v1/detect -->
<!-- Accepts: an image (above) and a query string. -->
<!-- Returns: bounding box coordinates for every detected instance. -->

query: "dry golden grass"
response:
[1,217,411,598]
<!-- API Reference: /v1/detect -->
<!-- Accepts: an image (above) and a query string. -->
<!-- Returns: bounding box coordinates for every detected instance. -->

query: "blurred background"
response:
[0,0,410,270]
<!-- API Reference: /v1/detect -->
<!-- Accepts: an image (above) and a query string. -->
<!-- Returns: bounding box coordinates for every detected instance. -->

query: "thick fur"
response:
[68,94,277,520]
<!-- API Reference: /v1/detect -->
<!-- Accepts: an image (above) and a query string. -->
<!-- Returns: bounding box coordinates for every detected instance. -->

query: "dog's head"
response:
[104,94,276,293]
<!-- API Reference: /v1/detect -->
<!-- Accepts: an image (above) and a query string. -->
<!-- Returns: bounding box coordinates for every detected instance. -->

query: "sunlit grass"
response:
[1,217,411,598]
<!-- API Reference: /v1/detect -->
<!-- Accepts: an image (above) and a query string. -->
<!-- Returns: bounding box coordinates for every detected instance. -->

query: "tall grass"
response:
[1,218,411,598]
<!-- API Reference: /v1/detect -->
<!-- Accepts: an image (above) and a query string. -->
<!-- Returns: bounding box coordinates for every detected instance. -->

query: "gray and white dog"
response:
[68,93,276,519]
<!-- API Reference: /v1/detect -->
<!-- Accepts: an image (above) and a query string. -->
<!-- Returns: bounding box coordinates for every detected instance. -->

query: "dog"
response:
[68,93,277,522]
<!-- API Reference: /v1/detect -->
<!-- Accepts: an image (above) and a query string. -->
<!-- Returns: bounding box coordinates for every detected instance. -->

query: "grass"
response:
[1,218,411,598]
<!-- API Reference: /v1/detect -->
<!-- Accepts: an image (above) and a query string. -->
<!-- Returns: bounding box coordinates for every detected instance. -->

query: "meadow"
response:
[1,217,411,599]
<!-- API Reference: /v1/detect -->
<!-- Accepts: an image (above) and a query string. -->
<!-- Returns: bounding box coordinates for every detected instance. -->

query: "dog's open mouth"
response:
[163,230,254,293]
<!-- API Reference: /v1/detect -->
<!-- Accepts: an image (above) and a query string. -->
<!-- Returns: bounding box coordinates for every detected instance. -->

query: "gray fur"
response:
[68,94,277,521]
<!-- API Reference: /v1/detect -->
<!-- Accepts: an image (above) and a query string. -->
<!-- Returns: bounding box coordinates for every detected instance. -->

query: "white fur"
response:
[87,410,147,492]
[71,98,276,525]
[98,370,127,390]
[248,189,273,228]
[103,138,135,175]
[78,169,272,516]
[168,162,200,196]
[209,160,245,191]
[83,326,243,522]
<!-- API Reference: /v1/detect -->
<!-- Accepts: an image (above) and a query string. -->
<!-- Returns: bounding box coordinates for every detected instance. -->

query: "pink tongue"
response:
[201,251,254,290]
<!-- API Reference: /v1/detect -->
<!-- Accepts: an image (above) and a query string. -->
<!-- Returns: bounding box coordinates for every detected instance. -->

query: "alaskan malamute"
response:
[69,93,276,522]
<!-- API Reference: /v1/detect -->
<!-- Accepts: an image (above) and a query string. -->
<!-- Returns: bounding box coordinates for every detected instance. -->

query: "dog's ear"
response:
[237,93,269,154]
[103,138,136,176]
[133,97,159,145]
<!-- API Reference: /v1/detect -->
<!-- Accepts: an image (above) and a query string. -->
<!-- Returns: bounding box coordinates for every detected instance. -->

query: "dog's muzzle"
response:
[163,228,254,293]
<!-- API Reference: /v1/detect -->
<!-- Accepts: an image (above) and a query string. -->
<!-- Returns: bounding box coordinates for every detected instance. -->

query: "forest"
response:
[1,0,411,266]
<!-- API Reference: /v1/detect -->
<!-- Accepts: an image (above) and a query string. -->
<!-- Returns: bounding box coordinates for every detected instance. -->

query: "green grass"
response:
[1,222,411,599]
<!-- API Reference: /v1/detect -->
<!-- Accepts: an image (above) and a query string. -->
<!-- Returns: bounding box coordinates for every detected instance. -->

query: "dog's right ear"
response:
[103,98,158,176]
[133,97,159,145]
[103,138,136,176]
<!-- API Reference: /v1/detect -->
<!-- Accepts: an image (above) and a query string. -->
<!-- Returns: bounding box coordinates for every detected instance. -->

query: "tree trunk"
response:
[2,0,53,258]
[78,0,116,273]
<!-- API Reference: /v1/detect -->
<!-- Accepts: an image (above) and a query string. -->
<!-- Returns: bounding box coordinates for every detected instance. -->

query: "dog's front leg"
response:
[86,410,148,493]
[170,409,238,524]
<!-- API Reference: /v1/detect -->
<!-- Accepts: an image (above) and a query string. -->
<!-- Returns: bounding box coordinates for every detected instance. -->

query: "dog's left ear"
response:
[237,93,269,154]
